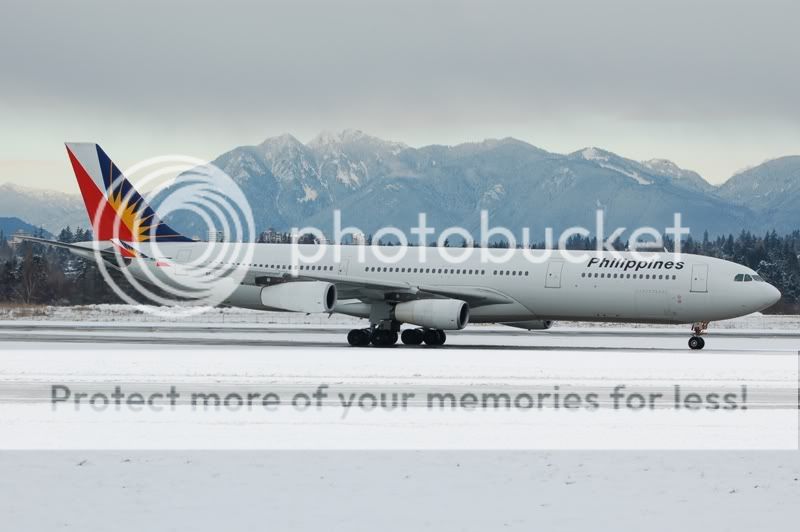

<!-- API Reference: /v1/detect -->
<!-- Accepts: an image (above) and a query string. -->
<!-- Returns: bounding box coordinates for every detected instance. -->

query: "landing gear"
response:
[346,328,398,347]
[688,336,705,350]
[401,328,424,345]
[371,329,398,347]
[423,329,446,346]
[688,321,710,350]
[347,328,371,347]
[347,326,447,347]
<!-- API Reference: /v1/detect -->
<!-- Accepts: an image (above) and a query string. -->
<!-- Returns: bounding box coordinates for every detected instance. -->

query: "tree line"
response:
[1,227,799,313]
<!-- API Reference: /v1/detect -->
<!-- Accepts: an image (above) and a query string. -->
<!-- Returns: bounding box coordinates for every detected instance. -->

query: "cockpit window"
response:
[734,273,764,282]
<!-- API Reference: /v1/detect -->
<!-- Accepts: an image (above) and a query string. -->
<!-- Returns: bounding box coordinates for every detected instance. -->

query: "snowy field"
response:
[0,306,797,451]
[1,451,799,532]
[1,306,799,530]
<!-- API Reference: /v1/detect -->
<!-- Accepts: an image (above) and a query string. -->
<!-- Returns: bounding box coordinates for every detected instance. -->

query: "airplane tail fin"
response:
[65,143,192,242]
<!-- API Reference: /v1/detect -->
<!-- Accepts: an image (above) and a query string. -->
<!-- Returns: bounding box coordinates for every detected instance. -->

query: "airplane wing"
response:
[256,270,514,307]
[13,235,118,260]
[20,236,514,308]
[12,236,144,269]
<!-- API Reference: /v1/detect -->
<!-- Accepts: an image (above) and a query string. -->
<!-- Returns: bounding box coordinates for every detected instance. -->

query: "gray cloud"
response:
[1,0,799,187]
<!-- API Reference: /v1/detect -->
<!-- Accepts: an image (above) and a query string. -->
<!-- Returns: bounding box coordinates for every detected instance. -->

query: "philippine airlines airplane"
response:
[24,144,781,350]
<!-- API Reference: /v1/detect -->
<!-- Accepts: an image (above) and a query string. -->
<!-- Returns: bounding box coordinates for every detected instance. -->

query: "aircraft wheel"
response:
[423,329,446,346]
[688,336,705,350]
[401,328,424,345]
[371,329,397,347]
[347,328,371,347]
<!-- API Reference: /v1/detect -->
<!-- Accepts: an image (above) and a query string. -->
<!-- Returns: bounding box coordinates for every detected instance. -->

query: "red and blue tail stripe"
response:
[66,143,192,243]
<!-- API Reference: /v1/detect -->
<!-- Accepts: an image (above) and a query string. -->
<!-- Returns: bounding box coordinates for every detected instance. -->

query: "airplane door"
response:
[690,264,708,293]
[338,259,349,276]
[545,261,564,288]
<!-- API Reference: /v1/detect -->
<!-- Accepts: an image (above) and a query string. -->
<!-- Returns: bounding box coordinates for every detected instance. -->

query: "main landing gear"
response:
[346,326,447,347]
[688,321,709,350]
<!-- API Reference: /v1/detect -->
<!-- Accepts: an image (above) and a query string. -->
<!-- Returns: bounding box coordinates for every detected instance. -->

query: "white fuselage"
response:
[80,242,781,325]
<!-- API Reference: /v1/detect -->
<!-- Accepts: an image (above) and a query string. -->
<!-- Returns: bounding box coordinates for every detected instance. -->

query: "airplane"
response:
[22,143,782,350]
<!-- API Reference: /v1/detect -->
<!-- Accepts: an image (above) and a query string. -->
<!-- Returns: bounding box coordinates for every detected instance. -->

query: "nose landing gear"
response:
[688,336,705,350]
[688,321,709,350]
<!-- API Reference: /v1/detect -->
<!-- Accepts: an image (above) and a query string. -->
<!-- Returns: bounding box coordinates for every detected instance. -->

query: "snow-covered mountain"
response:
[717,156,800,232]
[2,132,798,239]
[0,217,52,239]
[0,183,85,234]
[164,131,758,238]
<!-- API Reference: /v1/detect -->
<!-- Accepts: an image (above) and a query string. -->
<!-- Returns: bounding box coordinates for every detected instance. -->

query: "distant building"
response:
[352,231,367,246]
[258,227,283,243]
[207,230,226,242]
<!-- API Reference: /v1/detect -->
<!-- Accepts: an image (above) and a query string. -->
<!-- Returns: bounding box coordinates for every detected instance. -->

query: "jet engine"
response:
[393,299,469,330]
[224,281,337,313]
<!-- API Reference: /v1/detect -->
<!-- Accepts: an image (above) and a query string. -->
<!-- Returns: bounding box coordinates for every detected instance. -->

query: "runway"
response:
[0,321,799,352]
[0,321,796,451]
[0,323,797,410]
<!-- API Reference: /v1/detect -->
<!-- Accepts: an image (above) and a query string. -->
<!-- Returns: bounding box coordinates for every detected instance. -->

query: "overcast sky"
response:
[1,0,798,192]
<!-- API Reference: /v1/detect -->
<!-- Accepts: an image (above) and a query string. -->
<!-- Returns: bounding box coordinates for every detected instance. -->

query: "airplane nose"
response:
[766,283,782,306]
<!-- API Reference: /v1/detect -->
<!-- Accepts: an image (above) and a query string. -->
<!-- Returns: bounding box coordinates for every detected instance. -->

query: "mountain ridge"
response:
[2,132,799,237]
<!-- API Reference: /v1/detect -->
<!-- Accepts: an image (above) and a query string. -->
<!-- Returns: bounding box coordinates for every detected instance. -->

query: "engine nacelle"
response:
[503,320,553,330]
[224,282,337,313]
[394,299,469,330]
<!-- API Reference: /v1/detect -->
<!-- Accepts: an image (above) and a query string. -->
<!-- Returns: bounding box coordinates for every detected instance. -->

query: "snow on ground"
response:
[0,451,798,532]
[0,303,365,325]
[0,345,796,450]
[1,306,799,529]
